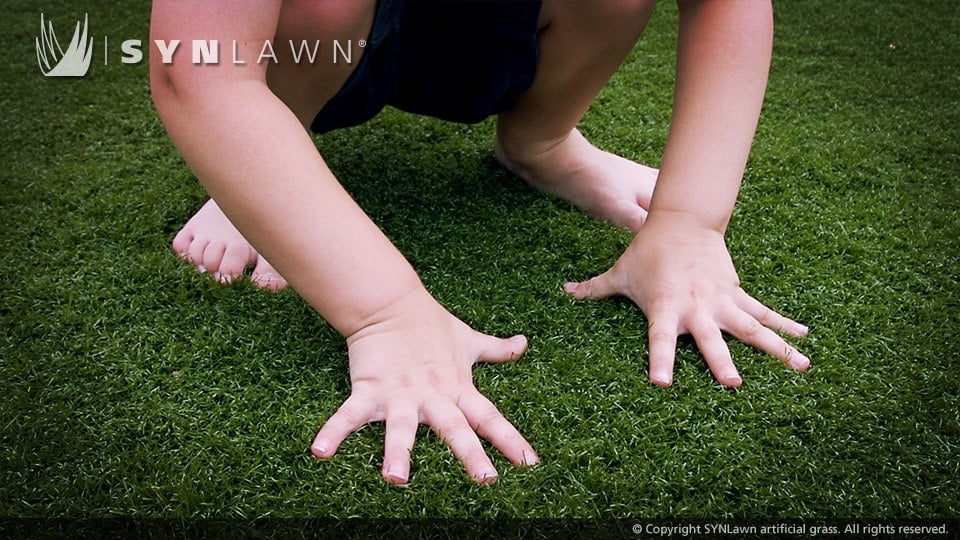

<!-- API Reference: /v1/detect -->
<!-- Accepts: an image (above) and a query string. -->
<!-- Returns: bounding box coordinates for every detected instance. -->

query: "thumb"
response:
[474,334,528,364]
[563,270,620,301]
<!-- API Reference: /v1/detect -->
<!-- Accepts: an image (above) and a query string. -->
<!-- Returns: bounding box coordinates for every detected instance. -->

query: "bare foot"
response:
[495,129,658,232]
[172,198,288,290]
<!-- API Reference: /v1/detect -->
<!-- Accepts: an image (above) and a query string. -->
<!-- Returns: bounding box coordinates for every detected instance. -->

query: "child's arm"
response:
[566,0,810,386]
[151,1,536,484]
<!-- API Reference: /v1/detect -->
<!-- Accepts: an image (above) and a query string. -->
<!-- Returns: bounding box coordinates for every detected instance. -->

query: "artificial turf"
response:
[1,0,958,523]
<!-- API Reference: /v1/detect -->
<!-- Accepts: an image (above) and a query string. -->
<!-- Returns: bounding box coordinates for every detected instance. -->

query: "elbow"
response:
[149,64,174,109]
[149,53,230,128]
[149,49,269,125]
[149,54,189,124]
[148,43,221,120]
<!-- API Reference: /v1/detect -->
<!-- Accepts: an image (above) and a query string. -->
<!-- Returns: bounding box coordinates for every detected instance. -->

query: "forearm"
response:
[649,0,773,233]
[155,84,421,337]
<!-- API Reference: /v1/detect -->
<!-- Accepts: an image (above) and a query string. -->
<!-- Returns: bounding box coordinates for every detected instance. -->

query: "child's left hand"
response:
[564,211,810,387]
[310,286,538,485]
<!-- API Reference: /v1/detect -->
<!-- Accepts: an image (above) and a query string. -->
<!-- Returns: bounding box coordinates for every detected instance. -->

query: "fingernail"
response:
[563,282,577,293]
[792,355,811,371]
[476,469,498,484]
[725,373,743,387]
[384,465,407,484]
[311,442,328,457]
[197,264,207,274]
[651,374,673,387]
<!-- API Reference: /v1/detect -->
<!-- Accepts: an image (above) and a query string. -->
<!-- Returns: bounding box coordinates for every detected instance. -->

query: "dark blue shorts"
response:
[310,0,543,134]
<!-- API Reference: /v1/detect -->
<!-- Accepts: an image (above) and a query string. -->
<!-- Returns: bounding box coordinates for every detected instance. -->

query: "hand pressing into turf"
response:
[311,286,538,485]
[564,212,810,387]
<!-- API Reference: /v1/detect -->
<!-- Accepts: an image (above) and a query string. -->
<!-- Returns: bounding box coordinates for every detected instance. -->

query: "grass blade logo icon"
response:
[36,13,93,77]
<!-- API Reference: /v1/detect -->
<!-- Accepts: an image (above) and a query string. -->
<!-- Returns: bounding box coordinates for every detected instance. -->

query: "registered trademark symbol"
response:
[359,40,367,48]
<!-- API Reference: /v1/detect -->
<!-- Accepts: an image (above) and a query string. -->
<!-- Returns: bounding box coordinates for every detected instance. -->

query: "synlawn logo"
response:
[33,12,360,79]
[35,13,93,77]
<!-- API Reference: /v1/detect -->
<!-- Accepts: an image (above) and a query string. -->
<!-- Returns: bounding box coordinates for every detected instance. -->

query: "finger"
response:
[736,289,809,337]
[473,334,527,365]
[647,310,679,387]
[312,394,377,459]
[720,305,810,371]
[563,270,619,301]
[422,400,498,485]
[688,314,742,388]
[458,390,539,467]
[382,402,419,485]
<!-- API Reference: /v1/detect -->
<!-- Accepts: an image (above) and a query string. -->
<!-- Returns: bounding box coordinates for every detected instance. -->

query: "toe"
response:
[171,228,194,259]
[608,199,647,232]
[186,236,211,273]
[216,242,254,284]
[251,257,287,291]
[201,241,227,278]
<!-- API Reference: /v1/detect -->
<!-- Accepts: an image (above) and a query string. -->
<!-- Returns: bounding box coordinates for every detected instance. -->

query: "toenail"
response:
[197,264,207,274]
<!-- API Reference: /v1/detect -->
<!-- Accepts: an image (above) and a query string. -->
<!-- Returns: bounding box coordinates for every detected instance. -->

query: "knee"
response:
[601,0,657,18]
[557,0,656,27]
[540,0,656,41]
[603,0,657,28]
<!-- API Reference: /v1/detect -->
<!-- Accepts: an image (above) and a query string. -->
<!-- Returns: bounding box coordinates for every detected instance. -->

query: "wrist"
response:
[644,206,730,236]
[343,281,436,345]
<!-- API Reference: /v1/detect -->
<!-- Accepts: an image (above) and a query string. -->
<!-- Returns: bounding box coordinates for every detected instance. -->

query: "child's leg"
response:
[496,0,658,233]
[171,0,376,289]
[172,199,286,290]
[173,0,659,285]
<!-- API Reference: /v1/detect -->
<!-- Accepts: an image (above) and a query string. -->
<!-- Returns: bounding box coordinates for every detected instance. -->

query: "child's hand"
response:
[564,212,810,387]
[311,287,538,485]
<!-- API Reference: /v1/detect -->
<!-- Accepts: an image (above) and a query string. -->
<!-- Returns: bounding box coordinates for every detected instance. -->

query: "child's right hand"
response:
[310,286,538,485]
[564,211,810,387]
